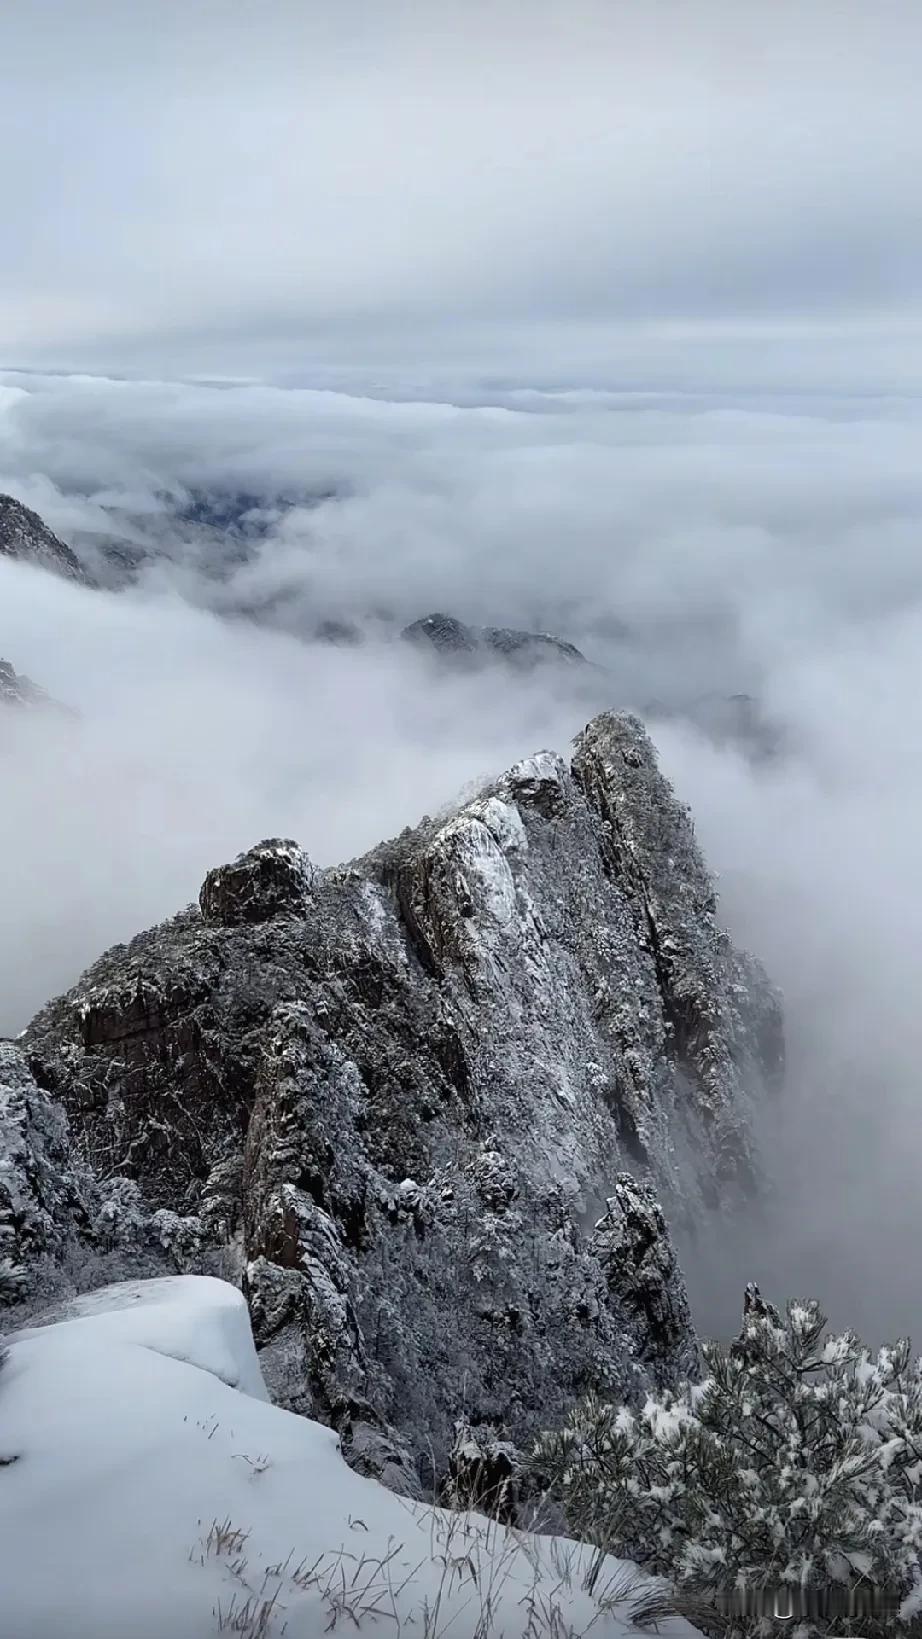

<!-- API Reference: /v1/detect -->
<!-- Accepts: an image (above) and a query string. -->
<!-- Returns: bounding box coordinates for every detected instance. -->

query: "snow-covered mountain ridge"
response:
[3,708,782,1497]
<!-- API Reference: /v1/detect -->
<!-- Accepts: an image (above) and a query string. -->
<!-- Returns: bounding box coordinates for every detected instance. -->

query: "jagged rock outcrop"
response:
[200,838,316,925]
[0,495,91,584]
[0,661,46,710]
[0,659,73,718]
[20,712,782,1483]
[402,611,588,668]
[589,1176,696,1373]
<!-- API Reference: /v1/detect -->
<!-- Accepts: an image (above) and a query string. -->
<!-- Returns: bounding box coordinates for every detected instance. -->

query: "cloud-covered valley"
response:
[3,365,922,1344]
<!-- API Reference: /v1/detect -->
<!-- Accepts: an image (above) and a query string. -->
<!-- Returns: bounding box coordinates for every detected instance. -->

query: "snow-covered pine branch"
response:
[535,1286,922,1637]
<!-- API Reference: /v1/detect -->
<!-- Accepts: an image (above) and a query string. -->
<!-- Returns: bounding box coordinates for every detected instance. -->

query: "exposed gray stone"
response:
[447,1418,521,1519]
[200,839,316,926]
[589,1175,698,1382]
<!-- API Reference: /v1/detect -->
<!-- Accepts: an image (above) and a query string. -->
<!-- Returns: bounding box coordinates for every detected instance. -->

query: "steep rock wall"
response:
[19,712,781,1481]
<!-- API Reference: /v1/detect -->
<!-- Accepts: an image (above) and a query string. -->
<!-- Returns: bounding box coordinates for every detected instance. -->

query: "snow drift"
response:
[0,1275,699,1639]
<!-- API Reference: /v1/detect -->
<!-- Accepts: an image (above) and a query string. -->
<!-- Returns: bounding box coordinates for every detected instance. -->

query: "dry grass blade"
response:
[214,1586,286,1637]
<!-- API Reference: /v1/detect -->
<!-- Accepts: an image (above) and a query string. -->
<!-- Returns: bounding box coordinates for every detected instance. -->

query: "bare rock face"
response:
[21,711,782,1483]
[200,839,316,926]
[0,495,91,584]
[589,1175,697,1379]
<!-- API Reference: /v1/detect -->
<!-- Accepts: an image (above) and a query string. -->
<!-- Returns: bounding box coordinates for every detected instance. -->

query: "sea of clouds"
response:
[3,365,922,1343]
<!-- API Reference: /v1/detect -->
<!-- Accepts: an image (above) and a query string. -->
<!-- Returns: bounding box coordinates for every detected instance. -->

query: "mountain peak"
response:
[16,710,781,1488]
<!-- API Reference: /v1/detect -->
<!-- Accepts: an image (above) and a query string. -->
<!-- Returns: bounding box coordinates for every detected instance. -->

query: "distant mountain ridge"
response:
[0,492,780,754]
[402,610,590,668]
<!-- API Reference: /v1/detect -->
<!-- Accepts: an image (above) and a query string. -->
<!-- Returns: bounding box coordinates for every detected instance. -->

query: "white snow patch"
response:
[4,1275,268,1398]
[506,752,568,789]
[0,1275,700,1639]
[354,877,407,965]
[448,815,518,926]
[477,795,530,857]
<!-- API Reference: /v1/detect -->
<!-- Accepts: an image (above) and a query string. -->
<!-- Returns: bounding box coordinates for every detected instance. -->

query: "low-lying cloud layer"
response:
[0,551,592,1027]
[3,363,922,1346]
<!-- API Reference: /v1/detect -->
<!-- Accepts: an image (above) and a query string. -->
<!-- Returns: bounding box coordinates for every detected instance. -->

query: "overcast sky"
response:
[4,0,922,385]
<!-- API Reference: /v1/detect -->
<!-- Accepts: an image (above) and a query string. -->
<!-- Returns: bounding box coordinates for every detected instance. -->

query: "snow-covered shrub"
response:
[535,1286,922,1636]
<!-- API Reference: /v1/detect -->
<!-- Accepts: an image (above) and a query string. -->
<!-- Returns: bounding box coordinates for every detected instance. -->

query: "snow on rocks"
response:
[0,493,91,583]
[0,659,54,711]
[199,838,316,925]
[0,1276,701,1639]
[589,1176,698,1383]
[22,711,781,1485]
[0,1042,209,1313]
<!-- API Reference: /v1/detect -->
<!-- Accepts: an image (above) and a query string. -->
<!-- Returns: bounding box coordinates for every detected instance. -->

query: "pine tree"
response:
[535,1291,922,1636]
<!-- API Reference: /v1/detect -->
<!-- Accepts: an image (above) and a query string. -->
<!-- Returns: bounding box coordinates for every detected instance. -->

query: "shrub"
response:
[535,1285,922,1636]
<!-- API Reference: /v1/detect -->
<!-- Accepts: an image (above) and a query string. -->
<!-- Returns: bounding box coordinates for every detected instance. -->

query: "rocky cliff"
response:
[8,711,782,1490]
[0,494,92,584]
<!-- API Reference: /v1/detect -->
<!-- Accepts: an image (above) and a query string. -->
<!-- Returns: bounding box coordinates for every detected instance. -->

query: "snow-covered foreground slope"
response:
[0,1277,700,1639]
